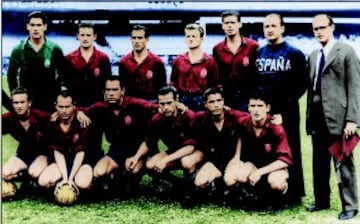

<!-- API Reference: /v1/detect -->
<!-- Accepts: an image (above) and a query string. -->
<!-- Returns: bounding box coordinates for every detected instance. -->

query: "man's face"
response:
[77,27,96,49]
[104,80,123,104]
[158,92,177,117]
[55,96,74,121]
[12,93,31,116]
[131,30,148,53]
[185,29,203,50]
[26,18,47,40]
[204,93,224,116]
[263,15,284,44]
[248,99,270,123]
[312,15,334,46]
[222,15,242,37]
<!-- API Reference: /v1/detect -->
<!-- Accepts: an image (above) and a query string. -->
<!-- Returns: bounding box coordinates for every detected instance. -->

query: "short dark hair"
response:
[248,89,271,106]
[158,85,178,100]
[184,23,205,38]
[77,22,96,34]
[221,10,241,22]
[105,75,121,83]
[56,89,74,104]
[11,87,30,100]
[105,75,122,89]
[26,11,48,24]
[131,24,150,38]
[265,13,284,26]
[203,86,224,101]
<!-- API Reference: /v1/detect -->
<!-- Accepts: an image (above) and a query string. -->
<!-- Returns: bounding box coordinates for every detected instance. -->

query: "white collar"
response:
[320,37,337,57]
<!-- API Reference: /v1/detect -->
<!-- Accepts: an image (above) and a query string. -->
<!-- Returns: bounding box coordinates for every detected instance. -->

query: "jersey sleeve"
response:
[272,125,293,165]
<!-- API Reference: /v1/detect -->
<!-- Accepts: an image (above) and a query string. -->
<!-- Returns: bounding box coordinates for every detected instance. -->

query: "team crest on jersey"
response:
[242,56,249,67]
[44,59,51,68]
[200,68,207,78]
[73,133,79,143]
[146,70,153,79]
[124,115,132,125]
[210,147,215,153]
[264,143,272,153]
[94,68,100,77]
[36,131,43,140]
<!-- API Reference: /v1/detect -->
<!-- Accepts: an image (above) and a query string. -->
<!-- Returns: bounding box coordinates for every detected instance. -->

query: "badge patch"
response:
[264,143,272,153]
[94,68,100,77]
[200,68,207,78]
[124,115,132,125]
[44,59,51,68]
[36,131,43,140]
[146,70,153,79]
[242,57,249,67]
[73,134,79,143]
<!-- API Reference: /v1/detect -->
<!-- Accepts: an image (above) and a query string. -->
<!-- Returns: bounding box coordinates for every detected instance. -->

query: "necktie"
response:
[315,49,325,92]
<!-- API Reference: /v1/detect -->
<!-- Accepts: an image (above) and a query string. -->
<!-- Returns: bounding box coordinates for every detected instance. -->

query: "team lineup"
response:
[2,10,360,221]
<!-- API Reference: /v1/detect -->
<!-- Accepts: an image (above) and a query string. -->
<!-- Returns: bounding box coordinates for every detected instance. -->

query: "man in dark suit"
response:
[306,14,360,220]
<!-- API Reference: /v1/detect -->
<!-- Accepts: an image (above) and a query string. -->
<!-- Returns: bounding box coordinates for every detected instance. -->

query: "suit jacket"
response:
[306,41,360,135]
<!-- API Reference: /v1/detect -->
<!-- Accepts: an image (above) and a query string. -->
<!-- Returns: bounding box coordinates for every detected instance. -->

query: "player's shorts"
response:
[84,150,104,167]
[209,159,227,174]
[16,153,40,167]
[106,147,134,168]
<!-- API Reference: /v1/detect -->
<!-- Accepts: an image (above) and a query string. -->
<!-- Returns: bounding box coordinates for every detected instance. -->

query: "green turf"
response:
[2,75,360,223]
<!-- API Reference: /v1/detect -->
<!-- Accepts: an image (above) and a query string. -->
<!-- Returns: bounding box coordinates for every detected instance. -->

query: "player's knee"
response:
[28,167,39,178]
[224,178,236,187]
[93,163,108,178]
[28,164,46,178]
[38,174,51,188]
[194,175,208,188]
[237,172,249,183]
[145,160,154,170]
[76,166,93,189]
[181,157,194,172]
[268,170,288,191]
[269,180,288,192]
[2,164,15,178]
[75,176,92,189]
[224,174,236,187]
[2,174,11,181]
[2,170,12,180]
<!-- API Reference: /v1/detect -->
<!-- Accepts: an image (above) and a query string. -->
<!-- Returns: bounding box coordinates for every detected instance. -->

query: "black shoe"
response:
[271,204,284,215]
[206,181,217,197]
[180,195,196,209]
[338,210,358,220]
[306,203,330,212]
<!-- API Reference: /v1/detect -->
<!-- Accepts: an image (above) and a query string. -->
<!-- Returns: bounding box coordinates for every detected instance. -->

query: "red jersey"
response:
[46,114,89,159]
[170,52,218,94]
[84,97,158,156]
[194,109,247,168]
[65,47,111,106]
[146,110,196,154]
[212,36,258,94]
[239,114,293,167]
[118,50,166,101]
[2,109,49,157]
